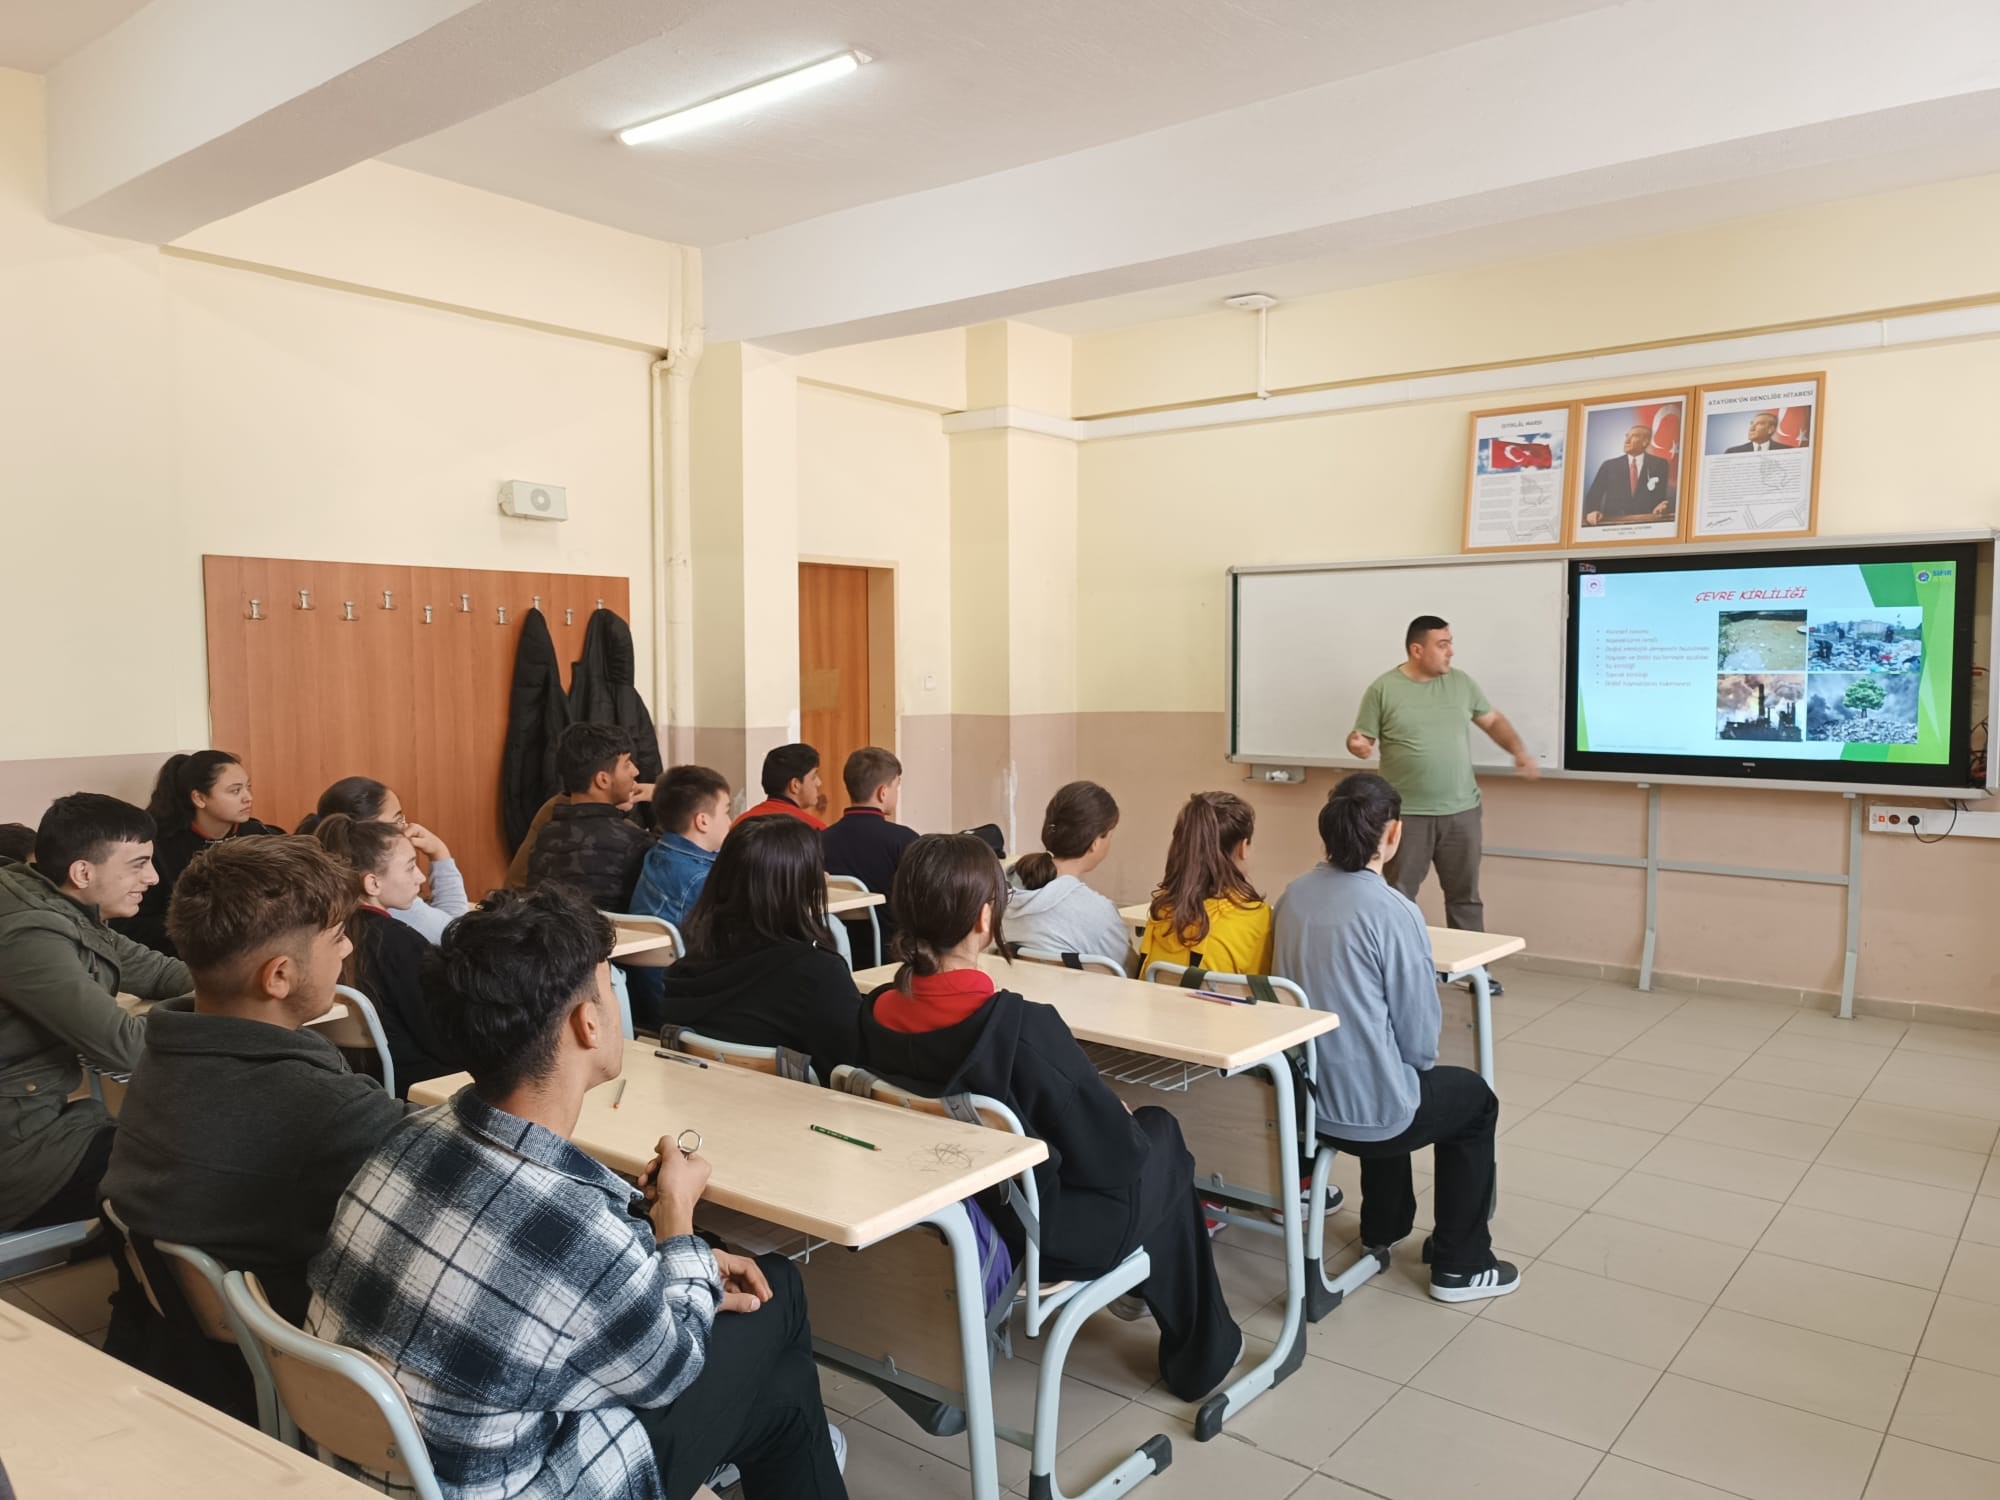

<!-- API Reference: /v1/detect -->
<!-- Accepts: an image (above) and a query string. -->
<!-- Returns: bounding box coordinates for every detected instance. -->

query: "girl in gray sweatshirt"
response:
[1273,773,1517,1302]
[1003,780,1136,969]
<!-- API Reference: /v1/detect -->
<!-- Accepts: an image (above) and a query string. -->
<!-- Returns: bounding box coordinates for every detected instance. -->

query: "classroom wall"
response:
[0,67,675,831]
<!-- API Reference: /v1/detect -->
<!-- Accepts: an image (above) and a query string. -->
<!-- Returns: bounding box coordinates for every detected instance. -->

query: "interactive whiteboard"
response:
[1230,558,1566,770]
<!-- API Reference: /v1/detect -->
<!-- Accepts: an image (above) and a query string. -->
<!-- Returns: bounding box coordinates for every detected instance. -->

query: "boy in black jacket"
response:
[101,836,411,1408]
[528,723,654,912]
[820,747,919,966]
[855,835,1241,1402]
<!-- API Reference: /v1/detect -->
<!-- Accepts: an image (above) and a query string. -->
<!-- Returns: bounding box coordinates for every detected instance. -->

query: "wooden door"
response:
[798,563,873,819]
[203,557,630,896]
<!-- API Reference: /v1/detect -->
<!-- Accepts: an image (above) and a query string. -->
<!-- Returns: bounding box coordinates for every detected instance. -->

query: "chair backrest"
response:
[324,985,395,1099]
[824,875,883,969]
[156,1240,284,1437]
[603,912,683,970]
[98,1199,162,1316]
[222,1271,443,1500]
[670,1030,817,1086]
[1008,944,1126,978]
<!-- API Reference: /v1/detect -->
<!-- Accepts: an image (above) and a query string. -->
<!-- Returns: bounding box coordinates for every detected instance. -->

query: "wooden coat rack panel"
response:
[203,556,633,897]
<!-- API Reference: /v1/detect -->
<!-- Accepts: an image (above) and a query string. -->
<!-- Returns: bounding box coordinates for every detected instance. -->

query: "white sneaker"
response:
[709,1421,845,1490]
[1109,1293,1152,1321]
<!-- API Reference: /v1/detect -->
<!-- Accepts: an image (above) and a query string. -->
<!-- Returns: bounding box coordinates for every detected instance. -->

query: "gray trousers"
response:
[1384,805,1484,931]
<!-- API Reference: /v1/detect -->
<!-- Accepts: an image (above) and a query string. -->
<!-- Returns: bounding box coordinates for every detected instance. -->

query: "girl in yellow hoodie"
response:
[1139,791,1272,976]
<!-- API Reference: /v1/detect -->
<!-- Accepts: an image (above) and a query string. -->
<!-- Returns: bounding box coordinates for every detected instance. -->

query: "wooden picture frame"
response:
[1686,372,1824,543]
[1461,402,1574,553]
[1566,388,1694,547]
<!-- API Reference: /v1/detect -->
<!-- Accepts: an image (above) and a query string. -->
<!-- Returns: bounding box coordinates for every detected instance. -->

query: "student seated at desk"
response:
[312,815,457,1097]
[733,742,828,830]
[100,837,409,1402]
[298,776,469,943]
[821,746,919,967]
[0,822,34,863]
[858,834,1243,1401]
[1138,791,1272,976]
[1005,780,1135,968]
[309,886,848,1500]
[528,723,655,911]
[115,750,283,956]
[631,764,733,928]
[0,795,184,1235]
[659,816,860,1079]
[1272,774,1516,1303]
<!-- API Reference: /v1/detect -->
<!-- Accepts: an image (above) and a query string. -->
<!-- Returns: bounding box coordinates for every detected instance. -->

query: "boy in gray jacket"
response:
[1273,774,1515,1303]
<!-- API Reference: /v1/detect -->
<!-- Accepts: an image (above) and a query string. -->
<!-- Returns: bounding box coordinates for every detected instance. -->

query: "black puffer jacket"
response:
[568,608,662,781]
[500,608,570,851]
[524,802,653,913]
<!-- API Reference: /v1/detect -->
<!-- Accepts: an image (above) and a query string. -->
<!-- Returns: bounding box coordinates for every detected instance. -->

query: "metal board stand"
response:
[1488,785,1867,1019]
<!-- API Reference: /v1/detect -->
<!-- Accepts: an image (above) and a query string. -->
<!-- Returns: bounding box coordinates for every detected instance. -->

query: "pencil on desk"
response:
[654,1049,709,1069]
[809,1123,878,1151]
[611,1079,628,1109]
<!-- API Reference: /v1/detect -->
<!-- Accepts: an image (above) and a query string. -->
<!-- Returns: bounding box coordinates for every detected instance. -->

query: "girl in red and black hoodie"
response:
[856,834,1242,1402]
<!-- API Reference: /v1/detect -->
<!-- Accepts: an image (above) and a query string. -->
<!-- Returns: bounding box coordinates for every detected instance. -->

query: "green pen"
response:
[809,1123,879,1151]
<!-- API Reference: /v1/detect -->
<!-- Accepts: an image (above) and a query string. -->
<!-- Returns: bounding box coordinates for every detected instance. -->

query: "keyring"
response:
[676,1128,702,1156]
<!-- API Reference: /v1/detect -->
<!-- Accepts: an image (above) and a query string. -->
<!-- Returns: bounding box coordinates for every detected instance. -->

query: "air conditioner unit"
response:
[498,480,567,521]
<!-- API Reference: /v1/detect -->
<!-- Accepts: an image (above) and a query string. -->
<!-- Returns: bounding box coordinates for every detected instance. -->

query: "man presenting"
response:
[1347,617,1538,987]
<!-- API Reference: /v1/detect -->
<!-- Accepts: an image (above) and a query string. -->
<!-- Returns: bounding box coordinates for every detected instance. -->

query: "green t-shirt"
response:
[1353,667,1492,817]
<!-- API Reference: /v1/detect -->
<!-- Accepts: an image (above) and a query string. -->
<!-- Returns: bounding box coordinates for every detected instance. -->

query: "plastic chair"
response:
[322,985,395,1099]
[222,1270,445,1500]
[601,912,683,969]
[669,1029,818,1087]
[828,1065,1169,1500]
[1007,944,1127,978]
[825,875,881,970]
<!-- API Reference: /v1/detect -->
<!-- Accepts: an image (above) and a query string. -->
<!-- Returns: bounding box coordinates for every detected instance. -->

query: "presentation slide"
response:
[1573,554,1960,765]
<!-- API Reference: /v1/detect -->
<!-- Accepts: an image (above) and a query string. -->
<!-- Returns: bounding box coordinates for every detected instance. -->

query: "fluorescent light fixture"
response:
[617,51,867,146]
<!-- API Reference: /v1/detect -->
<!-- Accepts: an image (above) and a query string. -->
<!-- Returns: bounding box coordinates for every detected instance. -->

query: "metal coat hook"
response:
[422,604,434,625]
[458,594,471,613]
[564,608,575,626]
[341,601,357,622]
[248,598,264,621]
[381,590,395,611]
[296,589,313,611]
[532,595,542,610]
[496,605,509,625]
[595,597,605,611]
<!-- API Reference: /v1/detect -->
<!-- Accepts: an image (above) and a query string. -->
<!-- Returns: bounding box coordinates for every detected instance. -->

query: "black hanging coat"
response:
[567,608,662,782]
[500,608,570,851]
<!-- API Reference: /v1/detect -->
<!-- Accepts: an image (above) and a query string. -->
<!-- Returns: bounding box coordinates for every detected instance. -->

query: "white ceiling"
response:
[0,0,149,73]
[386,0,1610,248]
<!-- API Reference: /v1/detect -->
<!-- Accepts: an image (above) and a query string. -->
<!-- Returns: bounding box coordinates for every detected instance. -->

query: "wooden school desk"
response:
[0,1298,374,1499]
[1117,903,1524,1086]
[851,953,1337,1443]
[825,884,885,917]
[608,886,878,961]
[410,1044,1042,1500]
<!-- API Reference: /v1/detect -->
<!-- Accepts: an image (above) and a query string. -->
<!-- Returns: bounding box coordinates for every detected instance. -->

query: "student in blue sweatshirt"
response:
[1272,773,1515,1304]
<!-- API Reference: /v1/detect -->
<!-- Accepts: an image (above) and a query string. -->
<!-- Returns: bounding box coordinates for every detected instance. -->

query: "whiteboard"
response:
[1230,558,1566,769]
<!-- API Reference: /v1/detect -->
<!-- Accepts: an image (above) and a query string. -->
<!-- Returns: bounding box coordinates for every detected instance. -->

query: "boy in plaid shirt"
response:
[307,884,846,1499]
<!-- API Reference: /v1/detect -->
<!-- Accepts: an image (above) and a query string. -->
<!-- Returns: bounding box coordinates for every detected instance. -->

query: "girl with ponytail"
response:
[298,776,468,943]
[859,835,1243,1401]
[1139,791,1269,975]
[1271,773,1517,1304]
[312,814,458,1096]
[1004,781,1134,969]
[115,750,282,955]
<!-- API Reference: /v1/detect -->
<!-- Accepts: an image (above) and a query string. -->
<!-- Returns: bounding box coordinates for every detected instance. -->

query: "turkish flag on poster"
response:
[1489,440,1553,470]
[1776,406,1812,448]
[1637,403,1681,463]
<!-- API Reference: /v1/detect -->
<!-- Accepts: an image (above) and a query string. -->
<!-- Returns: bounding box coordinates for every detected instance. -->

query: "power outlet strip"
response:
[1868,804,2000,839]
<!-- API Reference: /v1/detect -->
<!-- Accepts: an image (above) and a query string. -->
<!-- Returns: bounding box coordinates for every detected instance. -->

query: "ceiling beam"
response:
[705,0,2000,352]
[47,0,715,242]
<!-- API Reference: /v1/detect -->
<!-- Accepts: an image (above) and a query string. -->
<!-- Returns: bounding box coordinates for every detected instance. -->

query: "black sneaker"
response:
[1462,975,1505,998]
[1430,1261,1521,1303]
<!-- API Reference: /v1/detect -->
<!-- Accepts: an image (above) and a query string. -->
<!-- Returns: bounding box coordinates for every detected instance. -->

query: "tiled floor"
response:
[12,968,2000,1499]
